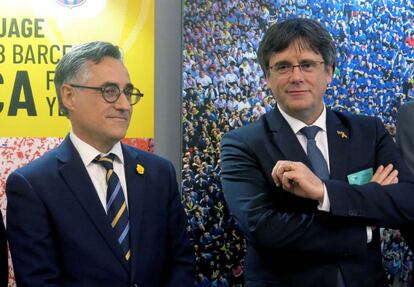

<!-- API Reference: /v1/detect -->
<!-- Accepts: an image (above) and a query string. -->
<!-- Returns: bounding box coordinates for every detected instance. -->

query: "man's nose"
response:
[289,65,305,82]
[115,92,132,110]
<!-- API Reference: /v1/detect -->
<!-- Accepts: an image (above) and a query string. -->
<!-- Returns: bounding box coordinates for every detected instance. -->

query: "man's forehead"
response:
[281,38,318,53]
[270,48,321,63]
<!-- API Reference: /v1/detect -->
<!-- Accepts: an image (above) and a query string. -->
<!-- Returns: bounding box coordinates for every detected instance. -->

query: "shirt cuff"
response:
[317,184,330,212]
[366,226,373,243]
[316,184,372,243]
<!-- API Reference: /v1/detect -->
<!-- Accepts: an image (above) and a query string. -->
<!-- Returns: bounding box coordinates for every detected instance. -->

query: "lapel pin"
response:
[136,164,145,175]
[337,130,348,139]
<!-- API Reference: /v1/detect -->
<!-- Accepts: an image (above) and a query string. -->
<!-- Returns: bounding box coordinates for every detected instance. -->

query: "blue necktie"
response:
[301,126,330,180]
[95,154,131,262]
[301,127,345,286]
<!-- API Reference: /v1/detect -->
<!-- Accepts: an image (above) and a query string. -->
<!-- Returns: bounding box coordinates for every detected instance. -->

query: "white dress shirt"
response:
[277,104,372,243]
[70,131,129,212]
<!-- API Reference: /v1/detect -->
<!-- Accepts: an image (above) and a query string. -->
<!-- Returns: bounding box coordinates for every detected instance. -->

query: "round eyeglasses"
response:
[69,83,144,105]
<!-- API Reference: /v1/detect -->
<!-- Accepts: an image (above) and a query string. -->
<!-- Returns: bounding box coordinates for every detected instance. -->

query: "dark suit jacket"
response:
[6,136,194,287]
[396,100,414,276]
[0,211,7,287]
[221,107,414,287]
[396,100,414,175]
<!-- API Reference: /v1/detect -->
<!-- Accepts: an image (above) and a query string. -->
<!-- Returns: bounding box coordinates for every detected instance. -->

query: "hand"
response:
[272,160,324,201]
[371,164,399,185]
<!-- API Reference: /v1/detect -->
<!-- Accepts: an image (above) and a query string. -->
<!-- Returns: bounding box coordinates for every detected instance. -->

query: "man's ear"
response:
[326,65,334,85]
[60,84,75,112]
[264,74,271,89]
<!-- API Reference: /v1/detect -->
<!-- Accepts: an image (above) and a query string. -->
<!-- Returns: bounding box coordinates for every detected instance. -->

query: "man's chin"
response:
[110,129,129,142]
[284,102,311,113]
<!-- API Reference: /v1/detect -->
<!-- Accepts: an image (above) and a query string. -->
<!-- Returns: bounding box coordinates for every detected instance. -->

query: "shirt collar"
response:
[277,104,327,134]
[69,131,124,166]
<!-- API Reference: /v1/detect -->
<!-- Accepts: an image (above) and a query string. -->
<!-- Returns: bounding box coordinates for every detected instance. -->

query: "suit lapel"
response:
[56,137,129,272]
[326,110,350,181]
[265,108,351,181]
[265,108,312,168]
[122,145,146,280]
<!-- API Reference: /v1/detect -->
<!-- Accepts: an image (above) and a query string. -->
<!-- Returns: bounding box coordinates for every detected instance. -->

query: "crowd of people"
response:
[181,0,414,286]
[382,229,414,287]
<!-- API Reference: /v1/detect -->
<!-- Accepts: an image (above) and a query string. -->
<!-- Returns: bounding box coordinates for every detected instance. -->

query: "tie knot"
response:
[301,126,320,140]
[94,153,116,171]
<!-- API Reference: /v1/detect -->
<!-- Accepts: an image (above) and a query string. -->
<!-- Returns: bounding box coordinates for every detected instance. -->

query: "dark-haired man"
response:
[221,18,414,287]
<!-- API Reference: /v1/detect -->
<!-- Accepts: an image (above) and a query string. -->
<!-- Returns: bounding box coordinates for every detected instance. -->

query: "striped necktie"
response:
[94,153,131,262]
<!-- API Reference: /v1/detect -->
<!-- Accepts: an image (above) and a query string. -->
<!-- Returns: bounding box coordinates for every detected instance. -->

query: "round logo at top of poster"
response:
[55,0,87,8]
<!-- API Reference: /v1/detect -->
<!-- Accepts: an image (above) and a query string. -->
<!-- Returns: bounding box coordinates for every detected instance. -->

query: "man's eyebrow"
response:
[270,60,291,66]
[100,81,118,86]
[100,82,133,87]
[271,59,321,65]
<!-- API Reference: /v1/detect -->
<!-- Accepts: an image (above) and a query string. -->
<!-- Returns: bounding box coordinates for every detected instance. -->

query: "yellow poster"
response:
[0,0,154,138]
[0,2,154,284]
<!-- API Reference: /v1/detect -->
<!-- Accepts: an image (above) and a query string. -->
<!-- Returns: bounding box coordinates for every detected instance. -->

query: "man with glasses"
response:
[6,41,193,287]
[221,18,414,286]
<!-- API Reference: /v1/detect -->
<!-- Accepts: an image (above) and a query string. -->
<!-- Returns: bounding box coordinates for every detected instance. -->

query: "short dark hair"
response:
[258,18,336,76]
[54,41,123,116]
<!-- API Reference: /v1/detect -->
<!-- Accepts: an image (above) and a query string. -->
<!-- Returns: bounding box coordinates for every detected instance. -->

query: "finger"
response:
[382,169,399,185]
[379,164,396,184]
[275,161,292,186]
[281,171,293,189]
[391,176,399,184]
[390,176,398,184]
[272,161,288,187]
[378,164,394,183]
[281,171,295,192]
[383,163,394,174]
[373,164,394,184]
[371,165,384,182]
[271,163,281,186]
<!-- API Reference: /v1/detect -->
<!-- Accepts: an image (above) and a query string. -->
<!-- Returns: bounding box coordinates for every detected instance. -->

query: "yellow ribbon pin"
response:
[136,164,145,175]
[337,130,348,139]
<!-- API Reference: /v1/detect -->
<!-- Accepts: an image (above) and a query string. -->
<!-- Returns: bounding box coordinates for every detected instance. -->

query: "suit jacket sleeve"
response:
[221,130,367,258]
[326,117,414,227]
[6,171,63,287]
[396,101,414,175]
[396,102,414,248]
